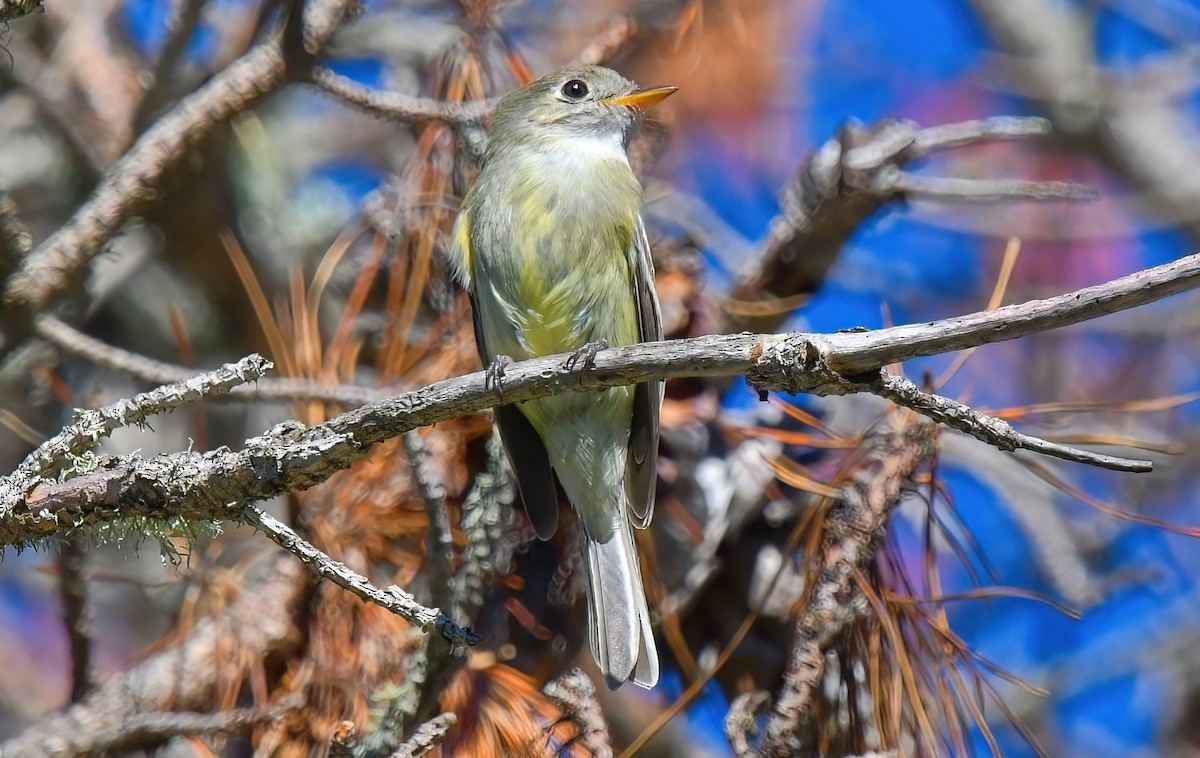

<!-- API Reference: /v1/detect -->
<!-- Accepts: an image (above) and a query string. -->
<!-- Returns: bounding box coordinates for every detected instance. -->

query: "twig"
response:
[452,430,513,624]
[100,704,290,749]
[0,185,33,290]
[36,316,390,406]
[970,0,1200,241]
[389,712,456,758]
[725,116,1075,333]
[870,168,1096,203]
[0,553,310,758]
[402,430,454,614]
[243,506,481,646]
[568,16,639,67]
[544,668,613,758]
[759,412,939,756]
[867,371,1149,471]
[311,13,637,127]
[726,691,770,758]
[311,68,498,125]
[58,538,94,703]
[13,354,272,483]
[0,0,359,361]
[5,251,1198,547]
[132,0,212,133]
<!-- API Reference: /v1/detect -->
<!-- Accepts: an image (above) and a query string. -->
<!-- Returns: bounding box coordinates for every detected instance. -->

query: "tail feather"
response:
[585,515,660,690]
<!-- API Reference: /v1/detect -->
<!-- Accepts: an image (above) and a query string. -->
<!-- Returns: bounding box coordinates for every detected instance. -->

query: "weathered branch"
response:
[0,553,311,758]
[970,0,1200,242]
[5,250,1198,548]
[243,506,481,646]
[544,669,613,758]
[725,116,1084,333]
[389,712,456,758]
[36,315,391,406]
[0,0,360,361]
[759,412,939,756]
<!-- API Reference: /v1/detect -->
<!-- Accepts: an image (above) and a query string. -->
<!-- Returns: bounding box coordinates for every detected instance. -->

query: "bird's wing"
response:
[460,208,560,541]
[626,214,663,528]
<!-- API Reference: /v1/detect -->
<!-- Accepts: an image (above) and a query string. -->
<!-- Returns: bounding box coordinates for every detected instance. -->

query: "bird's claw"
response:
[564,339,609,377]
[485,355,515,396]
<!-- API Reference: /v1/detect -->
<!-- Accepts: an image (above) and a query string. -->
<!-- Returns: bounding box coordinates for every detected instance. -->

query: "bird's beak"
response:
[604,86,678,110]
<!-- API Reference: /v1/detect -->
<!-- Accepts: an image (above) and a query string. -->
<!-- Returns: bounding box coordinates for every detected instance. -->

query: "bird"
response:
[446,65,675,689]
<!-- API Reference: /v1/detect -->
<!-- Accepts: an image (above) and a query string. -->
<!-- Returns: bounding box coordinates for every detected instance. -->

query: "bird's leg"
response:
[563,339,609,381]
[485,354,515,397]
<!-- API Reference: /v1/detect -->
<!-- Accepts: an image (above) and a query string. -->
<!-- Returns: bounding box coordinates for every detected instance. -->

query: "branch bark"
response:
[0,0,360,361]
[4,250,1197,548]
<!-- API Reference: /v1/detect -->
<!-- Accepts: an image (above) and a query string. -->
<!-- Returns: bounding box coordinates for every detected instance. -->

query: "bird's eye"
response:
[561,79,589,101]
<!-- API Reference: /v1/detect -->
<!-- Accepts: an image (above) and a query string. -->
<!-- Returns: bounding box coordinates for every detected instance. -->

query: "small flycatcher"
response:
[448,66,675,688]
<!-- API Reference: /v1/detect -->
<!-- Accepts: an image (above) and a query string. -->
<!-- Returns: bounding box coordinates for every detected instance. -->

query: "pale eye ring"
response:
[560,79,589,101]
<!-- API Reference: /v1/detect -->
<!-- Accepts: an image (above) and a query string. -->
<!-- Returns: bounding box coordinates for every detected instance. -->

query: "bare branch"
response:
[0,0,360,360]
[389,712,456,758]
[14,353,272,483]
[58,539,94,703]
[310,68,498,125]
[243,506,481,646]
[867,372,1150,471]
[5,251,1198,548]
[726,116,1076,333]
[760,412,939,756]
[543,669,613,758]
[0,553,310,758]
[36,316,390,406]
[0,185,33,290]
[568,16,639,67]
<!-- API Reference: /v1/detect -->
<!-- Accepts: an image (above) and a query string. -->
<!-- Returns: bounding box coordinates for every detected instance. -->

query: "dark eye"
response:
[561,79,589,100]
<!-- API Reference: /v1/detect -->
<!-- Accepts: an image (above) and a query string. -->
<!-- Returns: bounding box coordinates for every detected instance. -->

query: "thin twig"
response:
[868,371,1149,471]
[243,506,481,646]
[0,0,359,360]
[726,116,1074,334]
[14,354,272,483]
[58,538,94,703]
[388,712,456,758]
[310,68,498,125]
[36,316,391,406]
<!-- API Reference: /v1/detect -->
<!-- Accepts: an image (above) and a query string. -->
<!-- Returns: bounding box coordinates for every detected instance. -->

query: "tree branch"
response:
[0,553,311,758]
[0,0,360,361]
[244,506,480,645]
[725,116,1087,333]
[4,250,1197,549]
[760,412,939,756]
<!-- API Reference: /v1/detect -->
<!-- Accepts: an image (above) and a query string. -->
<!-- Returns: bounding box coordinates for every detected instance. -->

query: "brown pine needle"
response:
[1024,457,1200,537]
[936,237,1022,391]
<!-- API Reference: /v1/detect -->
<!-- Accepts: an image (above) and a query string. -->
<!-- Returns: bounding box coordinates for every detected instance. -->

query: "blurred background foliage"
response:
[3,0,1200,756]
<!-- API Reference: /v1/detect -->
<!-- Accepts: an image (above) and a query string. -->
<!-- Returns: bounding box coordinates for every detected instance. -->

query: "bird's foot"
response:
[563,339,609,378]
[485,354,515,396]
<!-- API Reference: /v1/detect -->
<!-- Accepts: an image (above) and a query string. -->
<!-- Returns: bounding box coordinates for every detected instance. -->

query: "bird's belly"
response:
[475,252,638,434]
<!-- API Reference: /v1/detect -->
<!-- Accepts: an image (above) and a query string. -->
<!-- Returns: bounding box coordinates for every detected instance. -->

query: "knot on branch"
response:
[747,335,883,397]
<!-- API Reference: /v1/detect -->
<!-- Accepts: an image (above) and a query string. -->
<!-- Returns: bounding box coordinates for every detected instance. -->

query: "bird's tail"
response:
[584,506,659,690]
